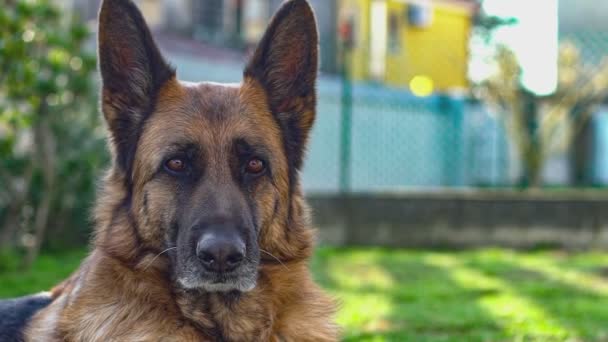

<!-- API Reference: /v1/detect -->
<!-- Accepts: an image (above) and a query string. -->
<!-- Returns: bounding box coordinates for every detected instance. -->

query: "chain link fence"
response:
[301,87,608,193]
[301,80,467,192]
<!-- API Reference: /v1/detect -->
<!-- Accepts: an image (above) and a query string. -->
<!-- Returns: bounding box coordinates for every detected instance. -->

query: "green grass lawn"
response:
[2,248,608,341]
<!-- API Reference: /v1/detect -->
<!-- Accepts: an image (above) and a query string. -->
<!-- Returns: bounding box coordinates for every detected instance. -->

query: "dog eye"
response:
[165,158,187,173]
[245,158,265,174]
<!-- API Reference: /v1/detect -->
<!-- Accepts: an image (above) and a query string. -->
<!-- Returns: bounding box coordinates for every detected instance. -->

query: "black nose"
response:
[196,233,245,273]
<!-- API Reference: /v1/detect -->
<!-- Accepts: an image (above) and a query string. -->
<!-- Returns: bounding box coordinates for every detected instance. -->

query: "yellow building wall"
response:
[385,2,471,91]
[339,0,472,92]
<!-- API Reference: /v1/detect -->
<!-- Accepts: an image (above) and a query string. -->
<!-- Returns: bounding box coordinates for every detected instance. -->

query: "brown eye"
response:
[165,158,186,173]
[245,158,265,174]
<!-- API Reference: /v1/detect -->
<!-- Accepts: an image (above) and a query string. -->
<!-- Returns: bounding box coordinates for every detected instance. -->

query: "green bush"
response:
[0,0,106,267]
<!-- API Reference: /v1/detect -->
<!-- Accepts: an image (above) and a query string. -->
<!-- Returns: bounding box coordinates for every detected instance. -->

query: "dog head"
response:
[97,0,318,292]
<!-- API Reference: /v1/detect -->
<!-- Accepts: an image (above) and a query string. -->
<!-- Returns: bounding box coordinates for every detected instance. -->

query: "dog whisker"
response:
[143,247,177,271]
[259,249,289,270]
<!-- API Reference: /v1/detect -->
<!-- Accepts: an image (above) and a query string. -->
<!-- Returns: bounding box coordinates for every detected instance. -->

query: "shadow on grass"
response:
[312,248,503,341]
[464,256,608,341]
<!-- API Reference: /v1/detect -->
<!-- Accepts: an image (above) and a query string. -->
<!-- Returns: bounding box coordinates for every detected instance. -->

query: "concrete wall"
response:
[308,191,608,249]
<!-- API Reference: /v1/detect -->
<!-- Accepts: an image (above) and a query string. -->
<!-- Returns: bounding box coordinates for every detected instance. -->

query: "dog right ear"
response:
[98,0,174,173]
[244,0,319,172]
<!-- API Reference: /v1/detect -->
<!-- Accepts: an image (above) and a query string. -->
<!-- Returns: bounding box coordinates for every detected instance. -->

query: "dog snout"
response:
[196,226,246,273]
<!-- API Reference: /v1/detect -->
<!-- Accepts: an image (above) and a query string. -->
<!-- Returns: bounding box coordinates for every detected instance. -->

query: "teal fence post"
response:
[439,95,464,186]
[339,45,353,193]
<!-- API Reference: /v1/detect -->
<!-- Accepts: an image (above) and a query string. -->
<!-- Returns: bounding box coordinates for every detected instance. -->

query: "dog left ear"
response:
[244,0,319,171]
[98,0,175,174]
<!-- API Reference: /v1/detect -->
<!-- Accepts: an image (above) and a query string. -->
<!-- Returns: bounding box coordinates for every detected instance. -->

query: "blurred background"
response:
[2,0,608,340]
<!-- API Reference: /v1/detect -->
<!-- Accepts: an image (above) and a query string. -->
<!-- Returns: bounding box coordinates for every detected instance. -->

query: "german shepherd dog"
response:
[0,0,338,340]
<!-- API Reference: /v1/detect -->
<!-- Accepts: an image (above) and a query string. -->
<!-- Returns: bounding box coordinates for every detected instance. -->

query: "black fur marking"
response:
[169,220,180,251]
[142,190,149,218]
[0,294,53,342]
[271,196,280,224]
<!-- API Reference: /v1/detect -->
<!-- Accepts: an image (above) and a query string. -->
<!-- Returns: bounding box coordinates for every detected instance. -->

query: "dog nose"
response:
[196,233,245,273]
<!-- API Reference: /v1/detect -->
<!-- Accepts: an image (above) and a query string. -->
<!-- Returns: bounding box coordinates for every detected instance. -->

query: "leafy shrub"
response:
[0,0,106,267]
